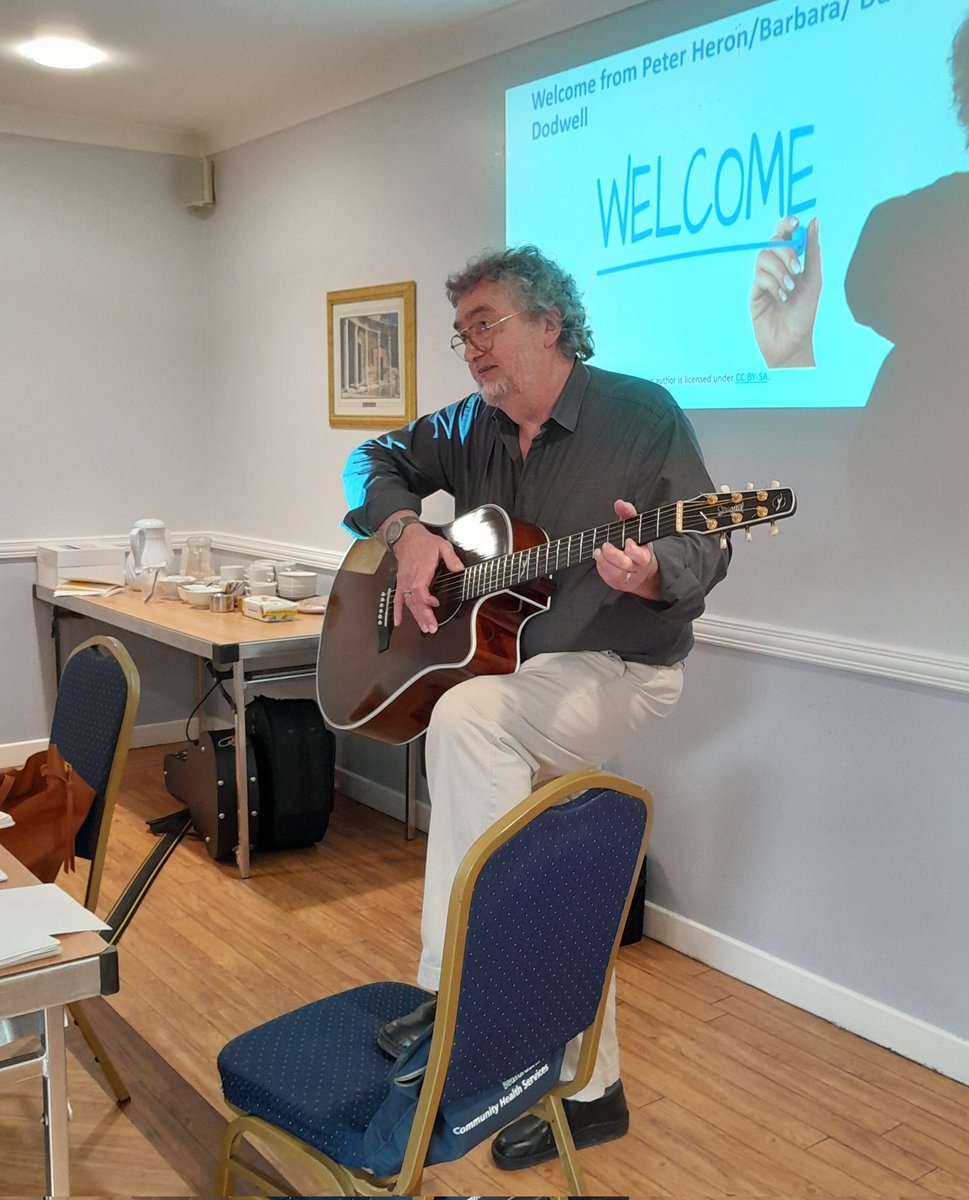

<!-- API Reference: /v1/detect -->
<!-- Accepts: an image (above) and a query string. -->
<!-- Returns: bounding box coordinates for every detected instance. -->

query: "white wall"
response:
[0,136,210,539]
[0,135,211,743]
[1,0,967,1081]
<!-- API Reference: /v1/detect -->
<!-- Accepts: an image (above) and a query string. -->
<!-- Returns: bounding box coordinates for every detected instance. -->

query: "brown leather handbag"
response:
[0,744,96,883]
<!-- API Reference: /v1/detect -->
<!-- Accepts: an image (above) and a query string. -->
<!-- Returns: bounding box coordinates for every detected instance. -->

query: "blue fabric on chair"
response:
[50,642,130,860]
[362,1023,564,1176]
[218,982,430,1166]
[441,786,646,1103]
[359,786,646,1175]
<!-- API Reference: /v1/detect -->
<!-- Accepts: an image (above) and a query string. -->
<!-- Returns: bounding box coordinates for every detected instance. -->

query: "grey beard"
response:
[479,376,511,404]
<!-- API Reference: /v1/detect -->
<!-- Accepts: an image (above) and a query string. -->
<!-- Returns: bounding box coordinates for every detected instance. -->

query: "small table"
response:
[34,585,325,878]
[0,847,119,1196]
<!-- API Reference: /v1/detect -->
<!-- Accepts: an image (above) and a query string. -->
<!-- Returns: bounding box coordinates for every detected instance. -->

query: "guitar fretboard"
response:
[459,503,681,601]
[409,487,794,609]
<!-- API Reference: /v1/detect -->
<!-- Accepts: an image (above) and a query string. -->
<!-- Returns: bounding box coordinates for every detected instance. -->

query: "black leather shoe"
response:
[376,996,437,1058]
[491,1080,628,1170]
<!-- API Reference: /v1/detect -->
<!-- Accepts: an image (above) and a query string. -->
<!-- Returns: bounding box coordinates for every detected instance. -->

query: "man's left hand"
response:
[593,499,661,599]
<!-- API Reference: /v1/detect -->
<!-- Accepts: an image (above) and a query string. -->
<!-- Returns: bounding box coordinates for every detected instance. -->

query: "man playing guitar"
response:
[337,244,730,1169]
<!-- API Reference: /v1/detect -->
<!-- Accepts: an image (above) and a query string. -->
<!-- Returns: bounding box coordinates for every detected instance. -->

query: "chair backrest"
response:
[48,635,140,912]
[396,770,652,1185]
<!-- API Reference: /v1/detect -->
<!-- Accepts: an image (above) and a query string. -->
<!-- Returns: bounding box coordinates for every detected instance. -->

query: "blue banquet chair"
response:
[49,635,193,1102]
[216,768,654,1197]
[0,634,141,1181]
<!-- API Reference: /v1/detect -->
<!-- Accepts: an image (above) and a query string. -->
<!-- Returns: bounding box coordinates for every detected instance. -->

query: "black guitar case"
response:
[163,729,259,862]
[244,696,335,851]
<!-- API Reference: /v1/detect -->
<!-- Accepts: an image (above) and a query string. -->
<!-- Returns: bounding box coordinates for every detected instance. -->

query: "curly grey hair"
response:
[445,245,595,361]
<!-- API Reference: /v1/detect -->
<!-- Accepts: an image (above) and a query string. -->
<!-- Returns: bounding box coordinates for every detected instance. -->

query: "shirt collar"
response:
[488,358,589,434]
[549,359,588,431]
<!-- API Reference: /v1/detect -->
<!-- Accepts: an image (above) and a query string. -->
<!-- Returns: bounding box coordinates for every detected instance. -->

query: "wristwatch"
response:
[385,515,420,549]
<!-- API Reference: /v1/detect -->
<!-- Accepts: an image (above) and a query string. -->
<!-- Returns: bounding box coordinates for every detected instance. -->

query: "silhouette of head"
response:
[951,13,969,140]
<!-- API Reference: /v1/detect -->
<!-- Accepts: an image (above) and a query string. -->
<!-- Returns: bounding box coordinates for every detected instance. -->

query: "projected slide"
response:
[506,0,969,408]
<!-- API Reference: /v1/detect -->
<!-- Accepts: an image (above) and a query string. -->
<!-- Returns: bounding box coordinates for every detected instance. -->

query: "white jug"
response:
[126,518,172,585]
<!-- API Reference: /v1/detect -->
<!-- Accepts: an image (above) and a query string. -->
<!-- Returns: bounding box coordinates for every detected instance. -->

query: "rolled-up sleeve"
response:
[341,403,473,537]
[652,533,730,623]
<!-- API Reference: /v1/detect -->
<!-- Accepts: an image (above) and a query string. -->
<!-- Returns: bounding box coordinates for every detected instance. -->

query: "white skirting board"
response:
[335,765,431,834]
[131,720,188,748]
[0,721,188,766]
[646,901,969,1087]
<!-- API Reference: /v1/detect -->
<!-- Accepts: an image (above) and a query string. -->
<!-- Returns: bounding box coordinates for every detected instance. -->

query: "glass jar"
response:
[181,535,214,580]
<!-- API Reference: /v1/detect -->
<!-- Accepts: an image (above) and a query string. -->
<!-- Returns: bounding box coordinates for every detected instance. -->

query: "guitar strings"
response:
[389,495,778,607]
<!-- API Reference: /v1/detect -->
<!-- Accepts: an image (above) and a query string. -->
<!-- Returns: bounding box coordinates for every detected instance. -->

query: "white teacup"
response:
[246,581,278,597]
[220,564,245,581]
[246,561,276,584]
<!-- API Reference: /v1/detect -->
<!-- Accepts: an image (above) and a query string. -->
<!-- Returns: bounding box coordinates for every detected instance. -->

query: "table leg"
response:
[42,1003,70,1197]
[230,662,252,879]
[405,737,422,841]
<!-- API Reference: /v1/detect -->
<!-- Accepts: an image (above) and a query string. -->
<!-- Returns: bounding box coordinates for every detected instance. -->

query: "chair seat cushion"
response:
[218,981,430,1167]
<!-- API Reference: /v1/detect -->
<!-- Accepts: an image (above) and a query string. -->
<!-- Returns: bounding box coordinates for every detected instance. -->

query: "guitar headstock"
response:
[680,484,797,542]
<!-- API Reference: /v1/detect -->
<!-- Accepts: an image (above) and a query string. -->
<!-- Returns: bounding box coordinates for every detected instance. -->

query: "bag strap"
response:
[46,745,95,876]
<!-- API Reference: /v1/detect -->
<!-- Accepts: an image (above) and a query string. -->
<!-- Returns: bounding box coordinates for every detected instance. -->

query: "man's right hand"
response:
[389,522,465,634]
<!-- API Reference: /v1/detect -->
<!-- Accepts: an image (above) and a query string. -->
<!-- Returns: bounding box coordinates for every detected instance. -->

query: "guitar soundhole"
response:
[425,560,472,628]
[433,585,463,627]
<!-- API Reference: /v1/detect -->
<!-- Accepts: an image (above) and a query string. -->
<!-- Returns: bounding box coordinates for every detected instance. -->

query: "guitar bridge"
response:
[376,586,393,653]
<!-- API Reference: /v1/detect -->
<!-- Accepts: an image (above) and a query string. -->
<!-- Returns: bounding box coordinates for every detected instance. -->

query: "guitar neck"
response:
[455,487,796,601]
[461,505,675,600]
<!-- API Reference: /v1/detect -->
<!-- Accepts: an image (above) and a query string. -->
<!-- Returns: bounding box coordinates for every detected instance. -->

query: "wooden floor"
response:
[2,743,968,1197]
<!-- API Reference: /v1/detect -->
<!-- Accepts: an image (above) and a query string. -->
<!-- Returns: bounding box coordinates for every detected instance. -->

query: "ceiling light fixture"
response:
[20,35,107,70]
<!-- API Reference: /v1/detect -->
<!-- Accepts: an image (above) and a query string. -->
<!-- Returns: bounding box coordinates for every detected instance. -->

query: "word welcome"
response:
[596,126,815,250]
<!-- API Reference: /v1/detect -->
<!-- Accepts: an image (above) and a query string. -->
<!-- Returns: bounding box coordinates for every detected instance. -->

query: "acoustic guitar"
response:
[317,486,796,745]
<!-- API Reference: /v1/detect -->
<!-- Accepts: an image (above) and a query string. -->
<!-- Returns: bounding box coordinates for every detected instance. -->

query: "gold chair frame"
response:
[217,768,654,1197]
[62,636,141,1103]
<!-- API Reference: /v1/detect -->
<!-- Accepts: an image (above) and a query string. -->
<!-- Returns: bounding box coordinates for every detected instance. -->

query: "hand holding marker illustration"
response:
[750,215,823,369]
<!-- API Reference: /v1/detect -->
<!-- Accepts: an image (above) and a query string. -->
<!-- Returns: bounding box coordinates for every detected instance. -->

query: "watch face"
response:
[387,516,416,546]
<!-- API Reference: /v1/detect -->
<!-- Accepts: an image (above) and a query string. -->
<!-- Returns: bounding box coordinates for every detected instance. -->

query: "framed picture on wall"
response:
[327,281,416,429]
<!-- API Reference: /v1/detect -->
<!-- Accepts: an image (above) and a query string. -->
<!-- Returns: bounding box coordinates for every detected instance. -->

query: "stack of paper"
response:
[52,581,124,598]
[0,884,109,969]
[0,928,60,966]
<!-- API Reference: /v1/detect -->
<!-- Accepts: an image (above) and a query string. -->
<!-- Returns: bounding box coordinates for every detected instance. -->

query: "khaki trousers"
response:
[417,649,684,1102]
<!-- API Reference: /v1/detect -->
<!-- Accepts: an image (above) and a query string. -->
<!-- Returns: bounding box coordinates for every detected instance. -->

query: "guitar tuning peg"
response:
[770,522,778,537]
[744,529,752,543]
[719,484,731,493]
[770,480,780,489]
[719,533,728,550]
[746,482,754,491]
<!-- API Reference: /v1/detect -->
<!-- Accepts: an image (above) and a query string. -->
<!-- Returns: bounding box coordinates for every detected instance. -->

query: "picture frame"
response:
[327,281,416,429]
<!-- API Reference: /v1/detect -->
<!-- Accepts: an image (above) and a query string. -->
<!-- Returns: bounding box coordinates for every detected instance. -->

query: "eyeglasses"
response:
[449,311,523,357]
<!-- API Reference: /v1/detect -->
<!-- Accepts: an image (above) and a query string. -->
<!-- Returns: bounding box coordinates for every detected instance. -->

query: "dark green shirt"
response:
[342,361,729,665]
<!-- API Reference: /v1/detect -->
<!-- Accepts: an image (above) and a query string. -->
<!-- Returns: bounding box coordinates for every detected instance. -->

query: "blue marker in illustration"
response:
[751,223,808,258]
